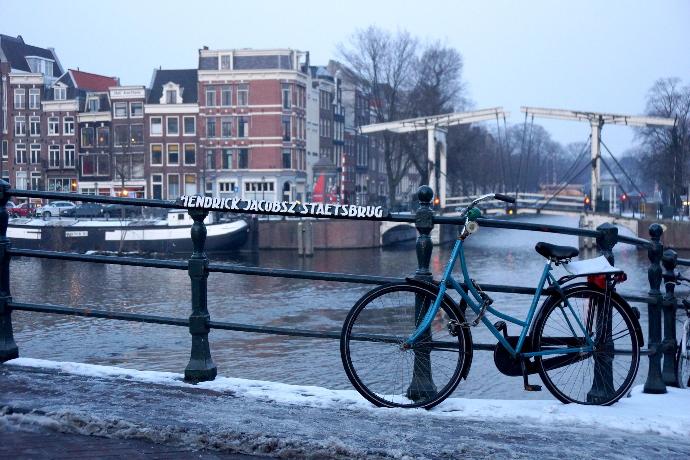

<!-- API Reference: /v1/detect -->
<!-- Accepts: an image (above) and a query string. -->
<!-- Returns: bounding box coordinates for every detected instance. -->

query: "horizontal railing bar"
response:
[6,247,657,301]
[10,189,180,209]
[207,263,403,285]
[8,248,187,270]
[475,218,601,238]
[9,302,189,327]
[618,235,651,247]
[678,258,690,267]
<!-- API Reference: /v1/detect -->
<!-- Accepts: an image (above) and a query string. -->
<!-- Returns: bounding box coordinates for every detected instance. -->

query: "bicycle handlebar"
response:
[494,193,516,204]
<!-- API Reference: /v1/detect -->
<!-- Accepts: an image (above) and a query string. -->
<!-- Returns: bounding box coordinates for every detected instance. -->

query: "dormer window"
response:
[54,86,67,100]
[160,82,182,104]
[26,56,53,76]
[86,97,100,112]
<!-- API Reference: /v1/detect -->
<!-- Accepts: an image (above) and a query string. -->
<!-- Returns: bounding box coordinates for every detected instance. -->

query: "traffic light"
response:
[620,193,627,202]
[433,197,440,208]
[584,195,592,211]
[71,180,78,192]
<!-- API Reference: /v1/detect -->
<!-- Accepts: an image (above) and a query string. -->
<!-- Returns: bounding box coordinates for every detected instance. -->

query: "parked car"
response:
[8,202,37,218]
[61,203,105,218]
[102,204,142,219]
[5,201,17,214]
[35,201,76,218]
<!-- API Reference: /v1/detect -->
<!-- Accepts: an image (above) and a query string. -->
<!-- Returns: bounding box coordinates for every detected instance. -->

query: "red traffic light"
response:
[433,197,440,206]
[620,193,627,201]
[584,196,591,205]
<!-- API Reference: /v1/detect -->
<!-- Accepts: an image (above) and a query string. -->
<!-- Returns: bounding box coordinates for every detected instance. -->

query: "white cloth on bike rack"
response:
[563,255,624,276]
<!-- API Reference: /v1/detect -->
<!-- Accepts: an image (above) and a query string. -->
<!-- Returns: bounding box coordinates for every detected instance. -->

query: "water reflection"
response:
[9,215,671,400]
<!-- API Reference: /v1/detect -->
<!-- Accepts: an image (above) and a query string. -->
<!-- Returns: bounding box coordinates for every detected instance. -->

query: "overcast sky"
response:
[3,0,689,155]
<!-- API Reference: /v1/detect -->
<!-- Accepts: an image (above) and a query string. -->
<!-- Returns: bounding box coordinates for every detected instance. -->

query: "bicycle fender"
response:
[403,277,474,380]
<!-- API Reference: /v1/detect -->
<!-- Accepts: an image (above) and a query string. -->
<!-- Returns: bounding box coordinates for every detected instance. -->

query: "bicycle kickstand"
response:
[520,359,542,392]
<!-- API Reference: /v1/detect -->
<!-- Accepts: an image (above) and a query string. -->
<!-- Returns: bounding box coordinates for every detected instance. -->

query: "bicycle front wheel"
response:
[341,283,470,409]
[532,285,640,405]
[677,321,690,388]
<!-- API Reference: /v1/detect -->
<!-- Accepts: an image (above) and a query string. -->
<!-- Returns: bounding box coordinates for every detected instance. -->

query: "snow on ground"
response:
[6,357,690,438]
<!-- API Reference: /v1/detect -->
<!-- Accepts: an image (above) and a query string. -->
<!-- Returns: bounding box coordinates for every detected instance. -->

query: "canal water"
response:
[8,215,678,400]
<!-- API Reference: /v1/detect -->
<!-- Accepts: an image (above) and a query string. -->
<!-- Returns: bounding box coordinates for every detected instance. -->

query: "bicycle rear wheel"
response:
[677,321,690,388]
[532,285,640,405]
[340,283,470,409]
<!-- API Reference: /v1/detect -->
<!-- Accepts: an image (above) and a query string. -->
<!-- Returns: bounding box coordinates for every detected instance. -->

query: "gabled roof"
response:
[68,69,119,91]
[147,68,198,104]
[0,34,62,77]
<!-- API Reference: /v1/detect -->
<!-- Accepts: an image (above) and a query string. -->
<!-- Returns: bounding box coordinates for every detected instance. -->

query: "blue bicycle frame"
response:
[404,238,595,358]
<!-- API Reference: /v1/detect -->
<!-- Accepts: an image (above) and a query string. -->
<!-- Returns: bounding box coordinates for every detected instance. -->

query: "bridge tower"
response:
[358,108,509,208]
[521,107,675,212]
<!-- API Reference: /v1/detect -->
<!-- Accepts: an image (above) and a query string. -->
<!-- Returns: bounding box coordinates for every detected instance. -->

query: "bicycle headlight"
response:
[466,221,479,234]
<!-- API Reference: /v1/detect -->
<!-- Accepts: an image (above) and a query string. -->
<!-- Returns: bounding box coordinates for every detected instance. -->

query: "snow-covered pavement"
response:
[2,358,690,459]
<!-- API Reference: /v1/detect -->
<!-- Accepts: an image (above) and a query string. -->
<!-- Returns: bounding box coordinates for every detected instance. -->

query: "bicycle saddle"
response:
[535,242,579,260]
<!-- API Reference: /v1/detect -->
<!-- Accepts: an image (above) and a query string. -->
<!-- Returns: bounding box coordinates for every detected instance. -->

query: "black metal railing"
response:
[0,181,687,392]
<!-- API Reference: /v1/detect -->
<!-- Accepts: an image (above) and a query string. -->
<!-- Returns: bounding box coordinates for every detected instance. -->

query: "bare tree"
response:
[638,77,690,206]
[338,26,418,206]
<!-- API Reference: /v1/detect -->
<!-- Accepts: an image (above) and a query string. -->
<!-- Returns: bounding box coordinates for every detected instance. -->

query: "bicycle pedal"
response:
[524,384,542,392]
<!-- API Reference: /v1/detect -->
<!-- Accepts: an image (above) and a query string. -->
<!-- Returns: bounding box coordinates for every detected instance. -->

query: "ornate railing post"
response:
[0,180,17,363]
[407,185,437,401]
[661,248,679,386]
[184,208,217,383]
[644,223,666,393]
[587,223,617,403]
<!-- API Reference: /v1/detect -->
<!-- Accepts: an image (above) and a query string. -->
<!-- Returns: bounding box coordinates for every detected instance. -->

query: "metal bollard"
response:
[0,180,17,363]
[587,223,617,403]
[661,249,679,386]
[644,223,667,393]
[406,185,438,401]
[184,208,217,383]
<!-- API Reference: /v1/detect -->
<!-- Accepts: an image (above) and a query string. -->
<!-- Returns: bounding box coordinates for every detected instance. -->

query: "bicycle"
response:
[341,193,643,408]
[673,278,690,388]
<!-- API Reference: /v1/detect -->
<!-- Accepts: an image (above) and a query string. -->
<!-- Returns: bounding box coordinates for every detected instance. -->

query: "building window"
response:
[282,84,291,109]
[184,144,196,165]
[219,181,236,194]
[206,118,216,137]
[28,88,40,109]
[15,144,27,164]
[152,174,163,199]
[220,55,231,70]
[167,144,179,165]
[30,144,41,164]
[238,117,248,138]
[63,116,75,135]
[167,175,179,199]
[97,127,110,147]
[282,116,291,141]
[221,117,232,138]
[150,144,163,165]
[81,154,110,176]
[221,148,233,169]
[49,145,60,168]
[114,125,128,146]
[113,102,127,118]
[150,117,162,136]
[86,97,100,112]
[183,116,196,135]
[165,90,177,104]
[237,84,248,106]
[166,117,179,135]
[238,148,248,169]
[48,178,73,192]
[14,117,26,136]
[130,102,143,118]
[206,150,215,169]
[14,89,25,109]
[54,86,66,100]
[29,117,40,136]
[282,149,291,169]
[48,117,59,135]
[184,174,196,195]
[81,127,95,147]
[1,141,7,159]
[30,172,41,190]
[15,171,27,190]
[130,125,144,145]
[64,145,75,167]
[205,88,216,107]
[221,86,232,106]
